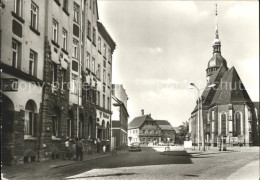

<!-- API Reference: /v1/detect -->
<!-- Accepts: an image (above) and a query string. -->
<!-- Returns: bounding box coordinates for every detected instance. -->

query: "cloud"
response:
[138,47,164,55]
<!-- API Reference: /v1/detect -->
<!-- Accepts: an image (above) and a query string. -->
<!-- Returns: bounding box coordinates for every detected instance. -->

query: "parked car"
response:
[129,142,141,151]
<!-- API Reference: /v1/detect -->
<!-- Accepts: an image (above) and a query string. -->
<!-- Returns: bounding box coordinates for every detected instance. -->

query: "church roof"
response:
[192,65,228,113]
[128,115,154,129]
[210,67,252,106]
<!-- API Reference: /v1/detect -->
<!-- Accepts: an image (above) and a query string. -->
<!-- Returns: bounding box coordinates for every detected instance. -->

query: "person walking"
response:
[76,137,84,161]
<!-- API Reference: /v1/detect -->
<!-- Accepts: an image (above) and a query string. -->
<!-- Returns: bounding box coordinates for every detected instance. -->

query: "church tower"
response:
[206,4,228,83]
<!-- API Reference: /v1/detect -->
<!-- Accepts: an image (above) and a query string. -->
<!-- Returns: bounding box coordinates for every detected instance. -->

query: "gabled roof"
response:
[128,115,154,129]
[112,95,129,117]
[155,120,174,130]
[210,67,252,106]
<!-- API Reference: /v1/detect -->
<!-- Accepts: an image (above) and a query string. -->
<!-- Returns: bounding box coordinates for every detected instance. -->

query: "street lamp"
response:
[189,83,216,151]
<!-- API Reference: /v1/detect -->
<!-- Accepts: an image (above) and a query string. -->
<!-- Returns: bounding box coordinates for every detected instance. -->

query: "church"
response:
[189,7,259,147]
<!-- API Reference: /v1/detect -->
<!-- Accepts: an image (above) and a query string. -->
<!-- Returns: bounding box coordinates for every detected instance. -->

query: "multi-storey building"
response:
[111,84,129,150]
[1,0,115,165]
[1,0,47,164]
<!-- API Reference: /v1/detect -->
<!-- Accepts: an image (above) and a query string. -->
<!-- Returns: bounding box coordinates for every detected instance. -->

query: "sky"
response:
[97,1,259,127]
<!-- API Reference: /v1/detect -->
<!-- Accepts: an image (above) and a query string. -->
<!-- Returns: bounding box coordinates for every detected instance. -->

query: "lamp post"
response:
[189,83,216,151]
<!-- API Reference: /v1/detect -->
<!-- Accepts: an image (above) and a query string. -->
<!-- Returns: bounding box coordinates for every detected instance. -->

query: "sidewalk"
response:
[2,152,112,179]
[227,159,260,180]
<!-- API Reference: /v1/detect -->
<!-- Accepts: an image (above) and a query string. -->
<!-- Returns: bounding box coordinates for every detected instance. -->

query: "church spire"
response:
[213,3,221,53]
[215,4,219,39]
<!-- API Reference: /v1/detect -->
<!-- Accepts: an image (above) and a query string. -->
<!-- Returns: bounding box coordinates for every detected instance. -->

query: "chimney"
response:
[141,109,144,116]
[148,114,151,117]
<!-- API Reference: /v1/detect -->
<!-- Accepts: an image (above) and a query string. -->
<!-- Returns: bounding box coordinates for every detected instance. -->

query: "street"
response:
[6,146,259,180]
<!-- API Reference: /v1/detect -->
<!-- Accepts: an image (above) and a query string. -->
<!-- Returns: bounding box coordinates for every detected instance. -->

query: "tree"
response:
[175,121,189,145]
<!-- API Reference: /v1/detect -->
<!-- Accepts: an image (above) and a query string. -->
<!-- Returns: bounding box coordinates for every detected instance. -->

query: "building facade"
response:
[111,84,129,150]
[128,110,175,145]
[189,9,259,147]
[1,0,115,165]
[155,120,175,144]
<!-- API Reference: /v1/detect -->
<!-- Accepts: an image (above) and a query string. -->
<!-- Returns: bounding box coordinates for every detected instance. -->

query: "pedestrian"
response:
[103,145,106,153]
[65,138,70,160]
[72,140,76,160]
[76,137,84,161]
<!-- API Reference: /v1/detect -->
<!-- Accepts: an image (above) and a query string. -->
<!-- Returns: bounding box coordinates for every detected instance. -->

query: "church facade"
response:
[189,9,259,147]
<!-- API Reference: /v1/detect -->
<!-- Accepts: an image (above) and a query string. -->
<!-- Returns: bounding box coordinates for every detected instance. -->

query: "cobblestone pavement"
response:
[2,146,259,180]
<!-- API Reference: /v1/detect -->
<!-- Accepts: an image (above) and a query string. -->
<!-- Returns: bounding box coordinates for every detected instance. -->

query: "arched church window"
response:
[221,113,226,135]
[234,112,241,136]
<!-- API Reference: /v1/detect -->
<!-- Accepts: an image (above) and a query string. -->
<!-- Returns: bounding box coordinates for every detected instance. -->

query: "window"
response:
[97,91,100,105]
[67,118,72,137]
[108,49,111,62]
[12,40,20,68]
[98,37,101,52]
[63,0,68,11]
[14,0,22,17]
[234,112,242,136]
[72,39,79,59]
[143,130,145,134]
[79,119,83,138]
[103,43,106,58]
[24,111,35,136]
[71,74,78,94]
[61,69,66,90]
[29,50,37,76]
[221,113,226,135]
[91,58,95,73]
[92,28,96,45]
[103,69,106,83]
[31,2,38,29]
[103,60,106,68]
[107,73,110,85]
[89,0,92,9]
[93,0,95,14]
[97,64,101,79]
[103,94,105,108]
[107,97,110,110]
[212,111,215,120]
[72,60,79,72]
[52,64,58,89]
[87,21,91,39]
[52,19,58,43]
[62,28,67,50]
[73,2,79,23]
[52,116,59,137]
[86,52,90,69]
